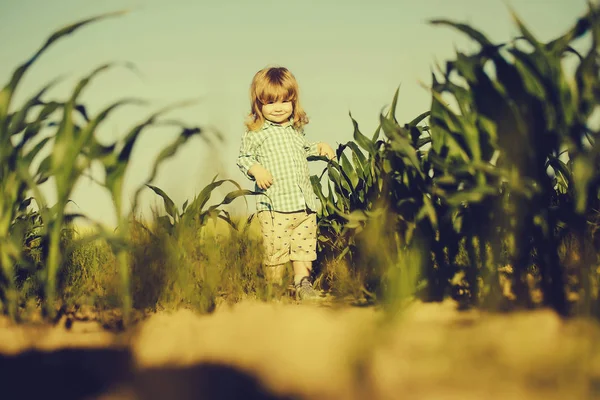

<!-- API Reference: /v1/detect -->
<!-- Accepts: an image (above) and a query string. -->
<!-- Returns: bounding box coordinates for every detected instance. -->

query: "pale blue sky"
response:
[1,0,590,227]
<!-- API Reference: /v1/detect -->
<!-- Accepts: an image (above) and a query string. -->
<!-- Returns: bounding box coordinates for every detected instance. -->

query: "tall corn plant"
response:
[428,4,600,315]
[309,114,385,269]
[309,106,391,280]
[311,89,434,299]
[0,11,131,319]
[1,11,215,321]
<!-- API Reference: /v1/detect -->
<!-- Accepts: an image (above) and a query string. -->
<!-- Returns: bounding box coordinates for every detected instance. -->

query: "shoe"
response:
[295,276,321,301]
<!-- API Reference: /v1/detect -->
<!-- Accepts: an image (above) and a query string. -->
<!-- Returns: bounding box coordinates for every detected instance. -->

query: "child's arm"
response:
[304,140,335,160]
[301,129,335,160]
[316,142,335,160]
[237,131,274,189]
[237,130,260,180]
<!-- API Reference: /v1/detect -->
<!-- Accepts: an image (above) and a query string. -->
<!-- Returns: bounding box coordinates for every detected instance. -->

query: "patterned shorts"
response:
[257,210,317,265]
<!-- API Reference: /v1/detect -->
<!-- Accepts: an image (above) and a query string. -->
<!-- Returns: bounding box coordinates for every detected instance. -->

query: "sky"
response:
[1,0,592,228]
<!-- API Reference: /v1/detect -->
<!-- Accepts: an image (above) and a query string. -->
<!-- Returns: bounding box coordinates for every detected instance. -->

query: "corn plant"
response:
[0,10,217,321]
[312,5,600,316]
[426,4,600,314]
[0,12,128,319]
[310,89,433,299]
[146,175,256,236]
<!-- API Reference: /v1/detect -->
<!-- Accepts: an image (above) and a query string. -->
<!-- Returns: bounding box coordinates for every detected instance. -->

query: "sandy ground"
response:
[0,299,599,400]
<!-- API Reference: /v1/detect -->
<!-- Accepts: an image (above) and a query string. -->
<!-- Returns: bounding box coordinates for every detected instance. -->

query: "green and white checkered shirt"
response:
[237,119,320,213]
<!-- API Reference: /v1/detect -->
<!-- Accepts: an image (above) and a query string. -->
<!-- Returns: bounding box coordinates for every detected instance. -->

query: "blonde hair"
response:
[244,66,309,132]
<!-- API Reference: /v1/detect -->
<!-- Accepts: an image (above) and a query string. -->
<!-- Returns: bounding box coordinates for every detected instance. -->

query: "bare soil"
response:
[0,299,599,400]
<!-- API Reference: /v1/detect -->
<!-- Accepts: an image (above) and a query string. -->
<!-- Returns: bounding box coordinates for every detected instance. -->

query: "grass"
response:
[17,212,277,319]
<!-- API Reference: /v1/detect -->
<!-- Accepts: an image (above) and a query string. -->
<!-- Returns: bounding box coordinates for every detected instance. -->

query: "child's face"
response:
[261,100,293,124]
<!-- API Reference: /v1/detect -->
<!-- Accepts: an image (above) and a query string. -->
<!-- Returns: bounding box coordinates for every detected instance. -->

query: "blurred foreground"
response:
[1,299,599,400]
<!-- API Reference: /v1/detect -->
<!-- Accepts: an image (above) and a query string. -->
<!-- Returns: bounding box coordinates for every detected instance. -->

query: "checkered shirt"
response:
[237,119,320,212]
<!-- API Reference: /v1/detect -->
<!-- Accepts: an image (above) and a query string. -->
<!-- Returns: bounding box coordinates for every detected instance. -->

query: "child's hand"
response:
[249,164,273,189]
[318,142,336,160]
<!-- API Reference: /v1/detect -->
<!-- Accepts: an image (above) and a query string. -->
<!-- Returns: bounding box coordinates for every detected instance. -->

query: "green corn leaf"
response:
[327,162,352,202]
[50,64,120,200]
[21,137,51,167]
[408,110,431,128]
[121,114,204,215]
[430,19,493,48]
[454,51,482,84]
[13,121,44,155]
[86,136,117,160]
[444,186,498,207]
[0,10,128,132]
[343,140,367,166]
[429,91,475,162]
[508,7,544,53]
[80,95,146,144]
[217,213,237,231]
[8,76,64,137]
[206,189,258,212]
[310,175,329,216]
[18,197,34,212]
[188,178,242,216]
[440,80,473,116]
[146,184,178,222]
[546,155,573,190]
[380,114,425,177]
[307,155,330,163]
[372,123,382,142]
[416,136,432,149]
[326,180,336,214]
[518,45,573,126]
[429,90,464,135]
[329,154,354,194]
[545,12,591,56]
[33,153,52,184]
[349,112,376,156]
[334,154,357,191]
[337,141,369,186]
[143,124,202,183]
[38,100,63,121]
[386,86,400,123]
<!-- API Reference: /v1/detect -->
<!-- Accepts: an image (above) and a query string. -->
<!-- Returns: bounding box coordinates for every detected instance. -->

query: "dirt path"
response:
[0,299,599,400]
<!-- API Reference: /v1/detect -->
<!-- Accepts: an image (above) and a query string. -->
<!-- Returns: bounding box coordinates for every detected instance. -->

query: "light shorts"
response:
[257,210,317,266]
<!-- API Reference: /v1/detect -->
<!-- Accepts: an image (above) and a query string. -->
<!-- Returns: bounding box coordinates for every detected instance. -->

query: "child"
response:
[236,66,335,301]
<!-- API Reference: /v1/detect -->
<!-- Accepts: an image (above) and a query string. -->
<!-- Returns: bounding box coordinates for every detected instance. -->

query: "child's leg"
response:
[292,260,312,286]
[289,210,318,286]
[257,211,292,286]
